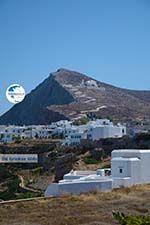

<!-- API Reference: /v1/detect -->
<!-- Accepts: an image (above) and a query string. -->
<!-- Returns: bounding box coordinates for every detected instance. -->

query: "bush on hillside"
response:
[112,211,150,225]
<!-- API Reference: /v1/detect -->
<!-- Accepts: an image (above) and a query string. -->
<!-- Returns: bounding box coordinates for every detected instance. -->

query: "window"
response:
[119,168,123,174]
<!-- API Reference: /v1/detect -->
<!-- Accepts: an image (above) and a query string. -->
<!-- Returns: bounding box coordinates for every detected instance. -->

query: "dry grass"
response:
[0,184,149,225]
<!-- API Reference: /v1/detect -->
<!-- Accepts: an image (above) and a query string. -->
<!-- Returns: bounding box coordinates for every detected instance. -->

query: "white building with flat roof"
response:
[45,169,112,197]
[111,149,150,188]
[45,149,150,197]
[87,125,126,140]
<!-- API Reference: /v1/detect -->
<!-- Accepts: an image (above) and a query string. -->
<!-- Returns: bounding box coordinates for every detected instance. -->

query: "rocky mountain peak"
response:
[0,69,150,125]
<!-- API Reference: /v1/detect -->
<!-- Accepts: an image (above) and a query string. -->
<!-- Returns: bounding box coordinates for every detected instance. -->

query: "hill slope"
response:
[0,73,74,125]
[0,68,150,125]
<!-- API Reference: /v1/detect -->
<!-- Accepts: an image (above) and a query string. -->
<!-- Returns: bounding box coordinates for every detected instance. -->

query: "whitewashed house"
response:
[88,119,113,126]
[0,132,13,143]
[87,121,126,141]
[0,125,25,142]
[31,125,52,139]
[45,149,150,197]
[111,149,150,188]
[51,120,73,137]
[55,120,72,127]
[0,126,6,132]
[63,130,87,146]
[4,125,25,135]
[45,169,112,197]
[62,124,88,146]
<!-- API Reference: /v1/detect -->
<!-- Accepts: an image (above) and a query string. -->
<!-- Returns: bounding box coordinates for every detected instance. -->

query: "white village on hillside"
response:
[0,118,148,144]
[0,118,126,144]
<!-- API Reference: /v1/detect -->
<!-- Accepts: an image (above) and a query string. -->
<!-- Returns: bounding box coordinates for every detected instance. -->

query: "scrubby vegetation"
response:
[0,176,20,200]
[15,192,42,199]
[0,165,42,201]
[113,211,150,225]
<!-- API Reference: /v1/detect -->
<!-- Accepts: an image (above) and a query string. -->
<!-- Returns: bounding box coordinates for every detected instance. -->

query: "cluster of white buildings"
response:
[0,125,52,143]
[60,119,126,146]
[45,149,150,196]
[0,119,126,144]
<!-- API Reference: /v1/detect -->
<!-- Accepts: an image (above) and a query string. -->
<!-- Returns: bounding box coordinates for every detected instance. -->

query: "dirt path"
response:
[18,175,41,193]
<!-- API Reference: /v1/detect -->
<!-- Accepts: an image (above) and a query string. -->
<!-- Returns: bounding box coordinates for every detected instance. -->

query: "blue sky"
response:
[0,0,150,115]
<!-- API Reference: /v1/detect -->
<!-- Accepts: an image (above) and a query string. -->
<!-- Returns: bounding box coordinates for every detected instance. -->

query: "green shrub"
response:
[73,117,89,125]
[84,157,100,164]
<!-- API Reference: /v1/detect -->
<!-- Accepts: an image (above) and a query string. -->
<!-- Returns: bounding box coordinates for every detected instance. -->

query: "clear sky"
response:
[0,0,150,115]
